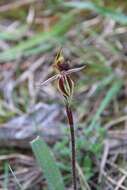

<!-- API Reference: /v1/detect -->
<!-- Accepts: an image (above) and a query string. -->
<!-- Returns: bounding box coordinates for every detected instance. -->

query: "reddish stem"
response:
[65,104,77,190]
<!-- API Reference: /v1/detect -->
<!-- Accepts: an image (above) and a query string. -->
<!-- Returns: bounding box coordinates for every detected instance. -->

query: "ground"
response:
[0,0,127,190]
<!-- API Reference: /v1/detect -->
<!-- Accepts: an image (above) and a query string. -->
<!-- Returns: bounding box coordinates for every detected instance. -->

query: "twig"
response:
[104,115,127,130]
[99,140,109,182]
[114,175,127,190]
[14,56,46,87]
[106,161,127,176]
[102,171,127,190]
[76,162,91,190]
[8,164,23,190]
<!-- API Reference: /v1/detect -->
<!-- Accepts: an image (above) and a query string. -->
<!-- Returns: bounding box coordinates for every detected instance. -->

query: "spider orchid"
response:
[38,48,85,190]
[38,48,85,102]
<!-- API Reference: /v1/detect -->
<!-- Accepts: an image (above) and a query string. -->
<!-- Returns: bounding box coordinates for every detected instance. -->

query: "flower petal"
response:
[37,74,59,87]
[65,65,86,75]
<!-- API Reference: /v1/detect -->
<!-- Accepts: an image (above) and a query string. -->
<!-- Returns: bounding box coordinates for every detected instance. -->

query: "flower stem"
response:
[65,104,77,190]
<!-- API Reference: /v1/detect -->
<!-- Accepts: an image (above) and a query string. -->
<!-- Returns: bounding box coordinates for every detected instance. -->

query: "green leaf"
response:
[64,2,127,24]
[31,136,65,190]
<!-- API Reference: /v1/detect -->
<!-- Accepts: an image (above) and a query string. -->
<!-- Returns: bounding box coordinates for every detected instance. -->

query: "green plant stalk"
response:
[65,104,77,190]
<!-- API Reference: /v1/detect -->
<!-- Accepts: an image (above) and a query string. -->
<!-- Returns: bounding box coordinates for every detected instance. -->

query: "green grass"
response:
[0,0,127,189]
[64,1,127,24]
[88,79,123,131]
[0,11,76,62]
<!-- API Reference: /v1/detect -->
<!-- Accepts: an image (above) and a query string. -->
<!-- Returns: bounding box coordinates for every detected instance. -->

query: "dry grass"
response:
[0,0,127,189]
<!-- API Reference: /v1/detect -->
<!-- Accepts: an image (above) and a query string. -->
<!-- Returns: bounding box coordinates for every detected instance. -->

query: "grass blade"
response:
[3,162,9,190]
[0,12,76,62]
[0,25,27,41]
[31,136,65,190]
[88,80,123,130]
[64,2,127,24]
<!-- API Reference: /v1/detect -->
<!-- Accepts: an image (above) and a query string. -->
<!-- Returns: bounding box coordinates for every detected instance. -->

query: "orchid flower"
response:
[38,48,85,190]
[39,49,85,103]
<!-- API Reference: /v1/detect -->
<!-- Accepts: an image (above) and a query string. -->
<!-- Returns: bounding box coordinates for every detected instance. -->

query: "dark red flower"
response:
[38,48,85,101]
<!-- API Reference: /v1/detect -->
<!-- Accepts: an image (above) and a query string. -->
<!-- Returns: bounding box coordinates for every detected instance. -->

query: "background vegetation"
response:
[0,0,127,189]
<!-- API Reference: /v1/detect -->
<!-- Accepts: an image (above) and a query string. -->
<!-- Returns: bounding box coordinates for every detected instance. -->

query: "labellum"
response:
[58,75,74,100]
